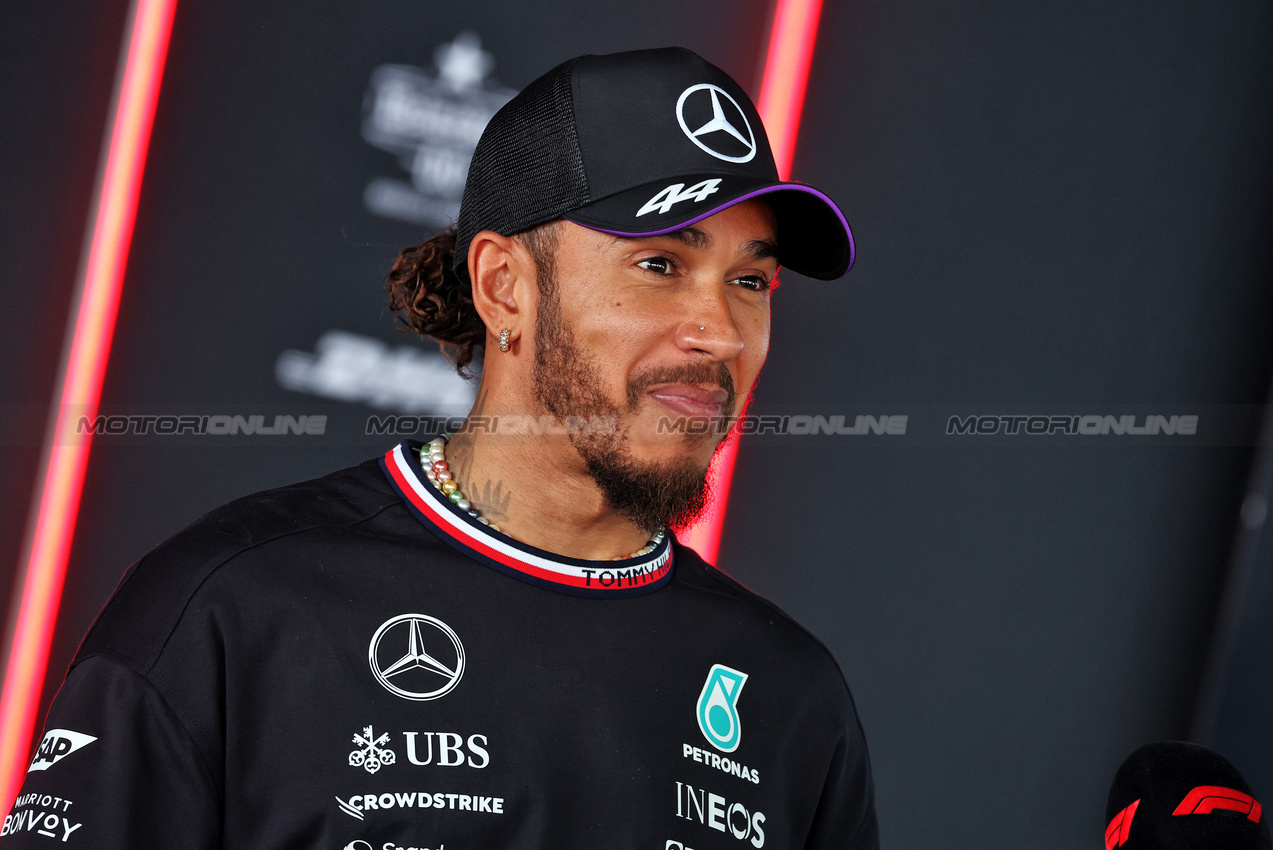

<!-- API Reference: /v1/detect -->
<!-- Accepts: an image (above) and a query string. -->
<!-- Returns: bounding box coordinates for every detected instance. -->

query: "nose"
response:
[675,290,745,362]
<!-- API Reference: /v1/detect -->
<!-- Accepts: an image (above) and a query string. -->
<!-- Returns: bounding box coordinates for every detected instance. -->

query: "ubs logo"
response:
[369,614,465,701]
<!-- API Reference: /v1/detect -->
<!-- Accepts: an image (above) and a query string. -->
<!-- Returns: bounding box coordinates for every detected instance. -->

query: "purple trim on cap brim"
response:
[568,183,855,274]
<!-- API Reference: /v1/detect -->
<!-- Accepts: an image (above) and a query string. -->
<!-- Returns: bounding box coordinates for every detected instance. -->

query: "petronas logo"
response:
[696,664,748,752]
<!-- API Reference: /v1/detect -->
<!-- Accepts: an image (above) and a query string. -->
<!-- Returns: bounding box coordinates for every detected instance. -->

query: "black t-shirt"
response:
[1,442,878,849]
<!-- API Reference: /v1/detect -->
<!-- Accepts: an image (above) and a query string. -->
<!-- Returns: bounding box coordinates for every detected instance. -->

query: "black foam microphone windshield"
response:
[1105,741,1270,849]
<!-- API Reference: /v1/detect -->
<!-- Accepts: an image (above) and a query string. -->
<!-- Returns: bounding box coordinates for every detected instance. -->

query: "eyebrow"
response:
[743,239,780,262]
[659,226,712,251]
[648,228,780,262]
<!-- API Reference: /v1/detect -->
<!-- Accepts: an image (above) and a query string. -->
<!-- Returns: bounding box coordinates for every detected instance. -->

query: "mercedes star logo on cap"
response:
[676,83,757,163]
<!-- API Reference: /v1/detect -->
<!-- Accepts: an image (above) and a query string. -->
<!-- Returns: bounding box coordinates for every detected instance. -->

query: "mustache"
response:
[627,362,737,419]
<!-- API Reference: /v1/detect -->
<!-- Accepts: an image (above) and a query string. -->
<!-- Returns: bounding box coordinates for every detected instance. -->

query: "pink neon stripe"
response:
[758,0,826,180]
[680,0,825,564]
[0,0,178,813]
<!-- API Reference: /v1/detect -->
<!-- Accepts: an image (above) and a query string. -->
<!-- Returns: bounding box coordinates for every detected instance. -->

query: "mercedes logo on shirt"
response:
[368,613,466,700]
[676,83,757,163]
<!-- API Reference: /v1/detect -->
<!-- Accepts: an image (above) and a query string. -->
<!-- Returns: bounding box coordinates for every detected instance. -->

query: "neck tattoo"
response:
[418,436,666,560]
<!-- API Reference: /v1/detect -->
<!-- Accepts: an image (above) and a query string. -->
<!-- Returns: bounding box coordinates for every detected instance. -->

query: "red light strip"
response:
[758,0,826,178]
[681,0,826,563]
[0,0,177,812]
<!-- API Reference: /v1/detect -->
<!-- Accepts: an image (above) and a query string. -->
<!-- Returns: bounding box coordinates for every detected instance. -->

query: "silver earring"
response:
[699,326,705,331]
[498,329,511,352]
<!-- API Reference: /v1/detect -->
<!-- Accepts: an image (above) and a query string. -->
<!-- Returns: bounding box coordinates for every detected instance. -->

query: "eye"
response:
[731,274,773,292]
[637,256,675,275]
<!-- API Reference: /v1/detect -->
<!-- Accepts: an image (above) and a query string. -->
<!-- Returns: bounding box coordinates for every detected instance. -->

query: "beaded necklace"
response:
[418,436,665,560]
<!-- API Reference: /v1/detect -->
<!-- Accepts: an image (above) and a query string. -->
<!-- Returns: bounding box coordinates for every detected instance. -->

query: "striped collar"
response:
[380,441,674,598]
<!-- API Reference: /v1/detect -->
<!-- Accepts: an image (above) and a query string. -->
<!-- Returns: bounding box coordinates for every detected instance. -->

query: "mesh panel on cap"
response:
[454,57,591,275]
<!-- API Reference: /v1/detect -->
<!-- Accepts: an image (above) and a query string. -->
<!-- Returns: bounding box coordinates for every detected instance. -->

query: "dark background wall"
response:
[722,2,1273,845]
[0,1,133,643]
[2,2,1271,847]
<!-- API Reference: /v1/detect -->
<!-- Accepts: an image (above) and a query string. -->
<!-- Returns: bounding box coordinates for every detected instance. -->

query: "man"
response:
[1,47,877,849]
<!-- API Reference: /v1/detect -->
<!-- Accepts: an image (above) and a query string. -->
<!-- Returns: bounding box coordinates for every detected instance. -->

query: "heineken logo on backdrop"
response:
[361,32,515,228]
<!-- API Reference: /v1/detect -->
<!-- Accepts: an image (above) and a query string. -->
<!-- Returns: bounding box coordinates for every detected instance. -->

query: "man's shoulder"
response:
[75,455,402,674]
[671,540,853,691]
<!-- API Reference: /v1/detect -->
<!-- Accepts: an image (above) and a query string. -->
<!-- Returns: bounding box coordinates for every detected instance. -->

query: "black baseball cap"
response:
[454,47,854,280]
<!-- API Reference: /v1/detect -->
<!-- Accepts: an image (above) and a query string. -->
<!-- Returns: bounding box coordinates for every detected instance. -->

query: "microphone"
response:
[1105,741,1270,849]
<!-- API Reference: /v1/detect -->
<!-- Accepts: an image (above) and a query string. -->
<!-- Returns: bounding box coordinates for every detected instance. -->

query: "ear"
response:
[468,230,537,350]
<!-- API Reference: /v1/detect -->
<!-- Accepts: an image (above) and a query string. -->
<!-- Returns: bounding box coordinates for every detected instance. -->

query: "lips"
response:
[647,384,729,418]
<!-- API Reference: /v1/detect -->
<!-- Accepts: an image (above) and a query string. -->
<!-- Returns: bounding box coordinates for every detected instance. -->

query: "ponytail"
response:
[387,224,485,376]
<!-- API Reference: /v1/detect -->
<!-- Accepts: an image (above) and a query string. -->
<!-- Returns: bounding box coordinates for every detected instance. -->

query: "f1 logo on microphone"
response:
[1173,785,1263,822]
[1105,799,1139,850]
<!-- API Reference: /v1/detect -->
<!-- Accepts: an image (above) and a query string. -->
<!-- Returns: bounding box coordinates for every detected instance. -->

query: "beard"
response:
[531,279,736,535]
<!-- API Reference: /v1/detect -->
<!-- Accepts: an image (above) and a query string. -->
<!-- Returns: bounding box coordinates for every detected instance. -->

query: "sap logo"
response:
[636,180,722,217]
[404,732,490,769]
[28,729,96,773]
[675,781,765,847]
